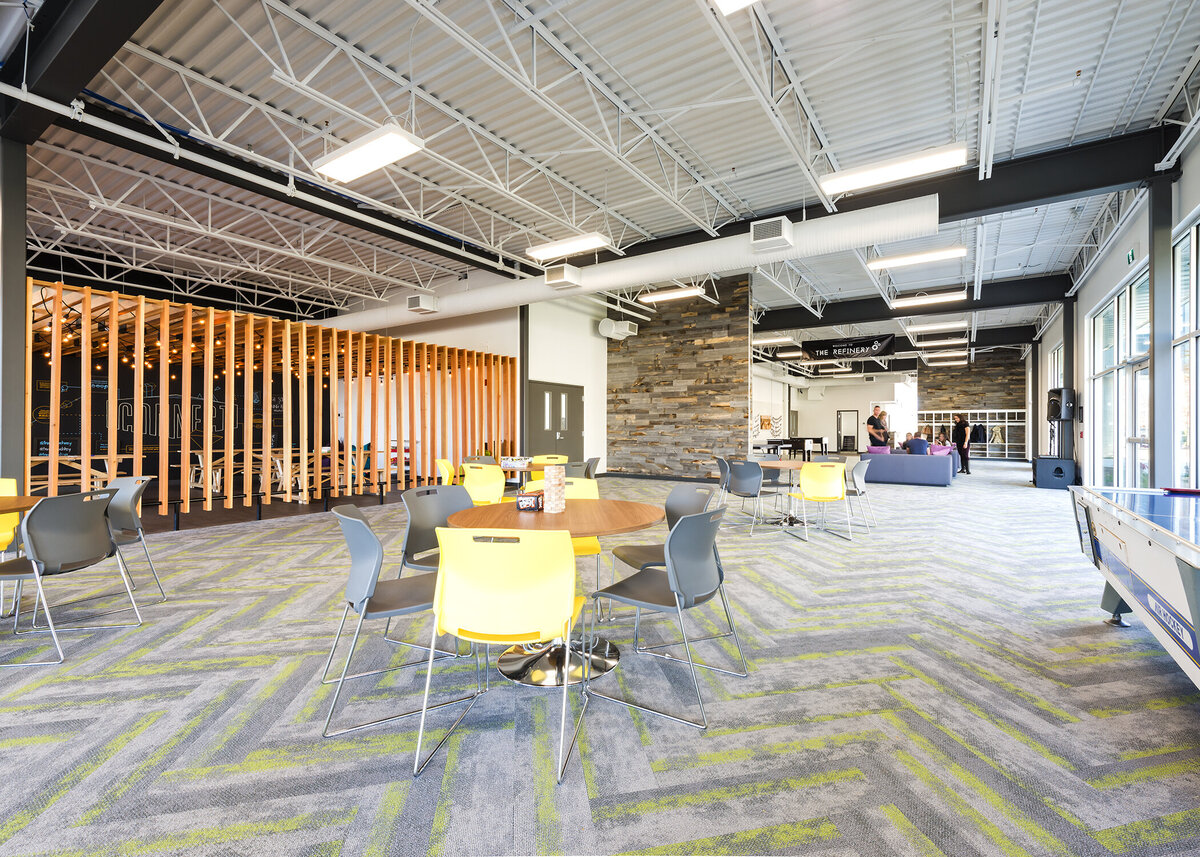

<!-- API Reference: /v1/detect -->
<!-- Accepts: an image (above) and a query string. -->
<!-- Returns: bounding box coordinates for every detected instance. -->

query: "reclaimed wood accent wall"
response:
[26,279,516,511]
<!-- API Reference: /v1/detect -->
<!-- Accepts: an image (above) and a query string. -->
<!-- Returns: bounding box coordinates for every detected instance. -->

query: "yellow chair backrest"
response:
[0,477,16,551]
[461,462,505,505]
[433,527,577,643]
[435,459,455,486]
[529,454,569,481]
[521,477,598,500]
[799,463,846,502]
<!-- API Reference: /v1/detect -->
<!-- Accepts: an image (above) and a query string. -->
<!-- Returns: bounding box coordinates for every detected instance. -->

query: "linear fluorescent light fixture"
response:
[914,336,969,348]
[867,246,968,270]
[818,366,853,374]
[819,143,968,195]
[526,232,612,261]
[638,286,704,304]
[927,349,969,358]
[312,124,425,182]
[906,319,969,333]
[926,360,969,367]
[713,0,756,13]
[891,289,967,309]
[753,335,793,346]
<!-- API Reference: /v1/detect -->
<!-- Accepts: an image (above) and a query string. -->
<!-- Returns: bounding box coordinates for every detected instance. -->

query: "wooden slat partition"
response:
[26,280,518,515]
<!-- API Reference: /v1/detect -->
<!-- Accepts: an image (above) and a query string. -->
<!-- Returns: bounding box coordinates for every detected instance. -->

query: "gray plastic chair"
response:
[105,476,166,603]
[727,460,766,534]
[1,495,62,667]
[813,454,846,463]
[19,489,141,634]
[564,461,588,477]
[463,455,497,466]
[586,507,747,729]
[321,505,472,738]
[844,459,876,531]
[611,485,714,575]
[714,457,731,503]
[399,485,474,575]
[583,457,600,479]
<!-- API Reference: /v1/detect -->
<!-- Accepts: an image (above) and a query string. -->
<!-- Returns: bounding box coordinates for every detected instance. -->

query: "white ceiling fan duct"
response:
[327,195,939,330]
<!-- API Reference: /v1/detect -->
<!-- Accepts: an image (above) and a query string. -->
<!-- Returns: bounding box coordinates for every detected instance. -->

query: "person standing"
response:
[952,413,971,474]
[866,405,887,446]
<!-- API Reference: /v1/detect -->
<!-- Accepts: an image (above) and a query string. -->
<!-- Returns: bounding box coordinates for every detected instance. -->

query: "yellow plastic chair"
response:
[461,463,505,505]
[786,462,853,542]
[435,459,455,486]
[0,478,17,617]
[414,527,587,783]
[529,454,568,481]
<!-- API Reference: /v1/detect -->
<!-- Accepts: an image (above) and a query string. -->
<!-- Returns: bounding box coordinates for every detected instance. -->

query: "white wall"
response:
[379,306,519,356]
[527,297,608,471]
[751,372,790,443]
[790,375,915,450]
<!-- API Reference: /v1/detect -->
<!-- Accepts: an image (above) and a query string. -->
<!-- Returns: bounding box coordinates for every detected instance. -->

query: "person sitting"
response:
[936,430,949,446]
[906,434,930,455]
[898,432,914,452]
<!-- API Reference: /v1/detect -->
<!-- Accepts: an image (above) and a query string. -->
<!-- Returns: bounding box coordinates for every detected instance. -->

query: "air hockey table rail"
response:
[1071,485,1200,689]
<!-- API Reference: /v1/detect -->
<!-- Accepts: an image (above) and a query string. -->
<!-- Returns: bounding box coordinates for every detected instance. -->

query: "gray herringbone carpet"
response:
[3,461,1200,856]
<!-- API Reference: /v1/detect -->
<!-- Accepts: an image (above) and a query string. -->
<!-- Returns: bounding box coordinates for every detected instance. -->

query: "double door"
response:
[525,380,585,461]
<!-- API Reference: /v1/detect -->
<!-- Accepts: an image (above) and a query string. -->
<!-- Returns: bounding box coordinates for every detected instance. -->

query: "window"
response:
[1176,341,1191,488]
[1175,229,1198,488]
[1176,236,1192,338]
[1048,344,1063,389]
[1131,275,1150,356]
[1094,301,1116,370]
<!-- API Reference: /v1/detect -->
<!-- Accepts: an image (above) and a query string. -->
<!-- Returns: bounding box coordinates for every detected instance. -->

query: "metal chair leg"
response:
[413,623,483,777]
[25,554,143,632]
[2,576,64,668]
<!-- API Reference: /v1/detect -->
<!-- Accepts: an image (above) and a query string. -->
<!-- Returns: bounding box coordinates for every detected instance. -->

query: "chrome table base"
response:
[497,636,619,687]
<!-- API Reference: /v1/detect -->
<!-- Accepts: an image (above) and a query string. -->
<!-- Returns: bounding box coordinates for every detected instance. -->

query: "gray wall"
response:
[606,280,750,477]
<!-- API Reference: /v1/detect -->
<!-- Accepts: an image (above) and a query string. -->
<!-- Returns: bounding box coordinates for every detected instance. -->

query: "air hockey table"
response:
[1070,486,1200,688]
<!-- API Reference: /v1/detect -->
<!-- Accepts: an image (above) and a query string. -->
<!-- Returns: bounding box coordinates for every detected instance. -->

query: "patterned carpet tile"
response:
[4,461,1200,855]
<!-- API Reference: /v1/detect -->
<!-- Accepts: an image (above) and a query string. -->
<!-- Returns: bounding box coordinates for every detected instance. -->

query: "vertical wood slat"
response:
[407,339,416,488]
[80,289,92,492]
[421,343,431,483]
[224,311,235,508]
[262,318,273,504]
[454,347,464,469]
[356,332,366,492]
[313,326,324,500]
[508,356,517,457]
[383,336,392,494]
[243,315,254,507]
[299,323,308,502]
[393,339,403,489]
[48,283,63,495]
[283,321,293,503]
[440,346,449,474]
[475,352,484,460]
[369,334,379,493]
[203,306,215,511]
[329,327,339,496]
[342,332,352,494]
[180,304,192,514]
[158,300,169,513]
[133,295,145,479]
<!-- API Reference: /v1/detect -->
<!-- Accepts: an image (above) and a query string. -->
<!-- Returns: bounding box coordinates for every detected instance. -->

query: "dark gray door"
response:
[526,380,585,460]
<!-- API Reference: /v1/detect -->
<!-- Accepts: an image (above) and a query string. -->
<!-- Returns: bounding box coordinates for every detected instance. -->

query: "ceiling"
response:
[9,0,1200,365]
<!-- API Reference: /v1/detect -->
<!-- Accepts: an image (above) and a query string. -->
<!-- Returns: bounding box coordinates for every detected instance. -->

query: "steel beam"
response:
[757,274,1071,331]
[0,0,165,142]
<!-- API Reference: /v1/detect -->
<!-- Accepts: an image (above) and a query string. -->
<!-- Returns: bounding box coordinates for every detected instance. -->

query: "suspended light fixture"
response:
[818,366,853,374]
[819,143,968,195]
[867,246,968,270]
[713,0,756,13]
[638,286,704,304]
[313,123,425,182]
[913,336,969,348]
[906,319,969,333]
[926,359,969,367]
[891,289,967,309]
[927,349,969,358]
[753,335,793,346]
[526,232,613,261]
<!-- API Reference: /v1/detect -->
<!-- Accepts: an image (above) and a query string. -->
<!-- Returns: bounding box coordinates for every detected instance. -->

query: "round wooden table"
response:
[448,498,664,687]
[0,496,40,516]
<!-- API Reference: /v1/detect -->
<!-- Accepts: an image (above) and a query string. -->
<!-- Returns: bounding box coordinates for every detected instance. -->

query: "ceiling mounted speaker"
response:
[598,318,636,340]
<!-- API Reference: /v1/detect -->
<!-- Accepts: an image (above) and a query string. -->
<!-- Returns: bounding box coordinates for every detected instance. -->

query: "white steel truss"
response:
[753,261,829,318]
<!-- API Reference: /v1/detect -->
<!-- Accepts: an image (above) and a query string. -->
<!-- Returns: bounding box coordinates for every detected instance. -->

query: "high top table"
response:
[447,497,664,687]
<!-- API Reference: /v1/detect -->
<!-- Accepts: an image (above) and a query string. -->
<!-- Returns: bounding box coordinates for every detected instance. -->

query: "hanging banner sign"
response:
[801,334,895,361]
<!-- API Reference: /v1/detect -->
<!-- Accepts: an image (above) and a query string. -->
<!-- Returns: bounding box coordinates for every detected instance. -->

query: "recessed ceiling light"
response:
[526,232,613,261]
[819,143,968,195]
[313,124,425,182]
[638,287,704,304]
[867,247,968,270]
[891,290,967,309]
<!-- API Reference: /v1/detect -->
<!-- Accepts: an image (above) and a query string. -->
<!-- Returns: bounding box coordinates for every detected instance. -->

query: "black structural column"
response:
[1061,297,1076,465]
[1148,176,1174,488]
[0,136,25,483]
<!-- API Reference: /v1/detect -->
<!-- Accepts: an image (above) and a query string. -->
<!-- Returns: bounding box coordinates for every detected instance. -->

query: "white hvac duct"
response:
[325,194,940,330]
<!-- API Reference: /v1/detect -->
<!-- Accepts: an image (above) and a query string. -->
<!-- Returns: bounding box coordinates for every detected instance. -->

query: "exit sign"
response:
[1127,248,1136,264]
